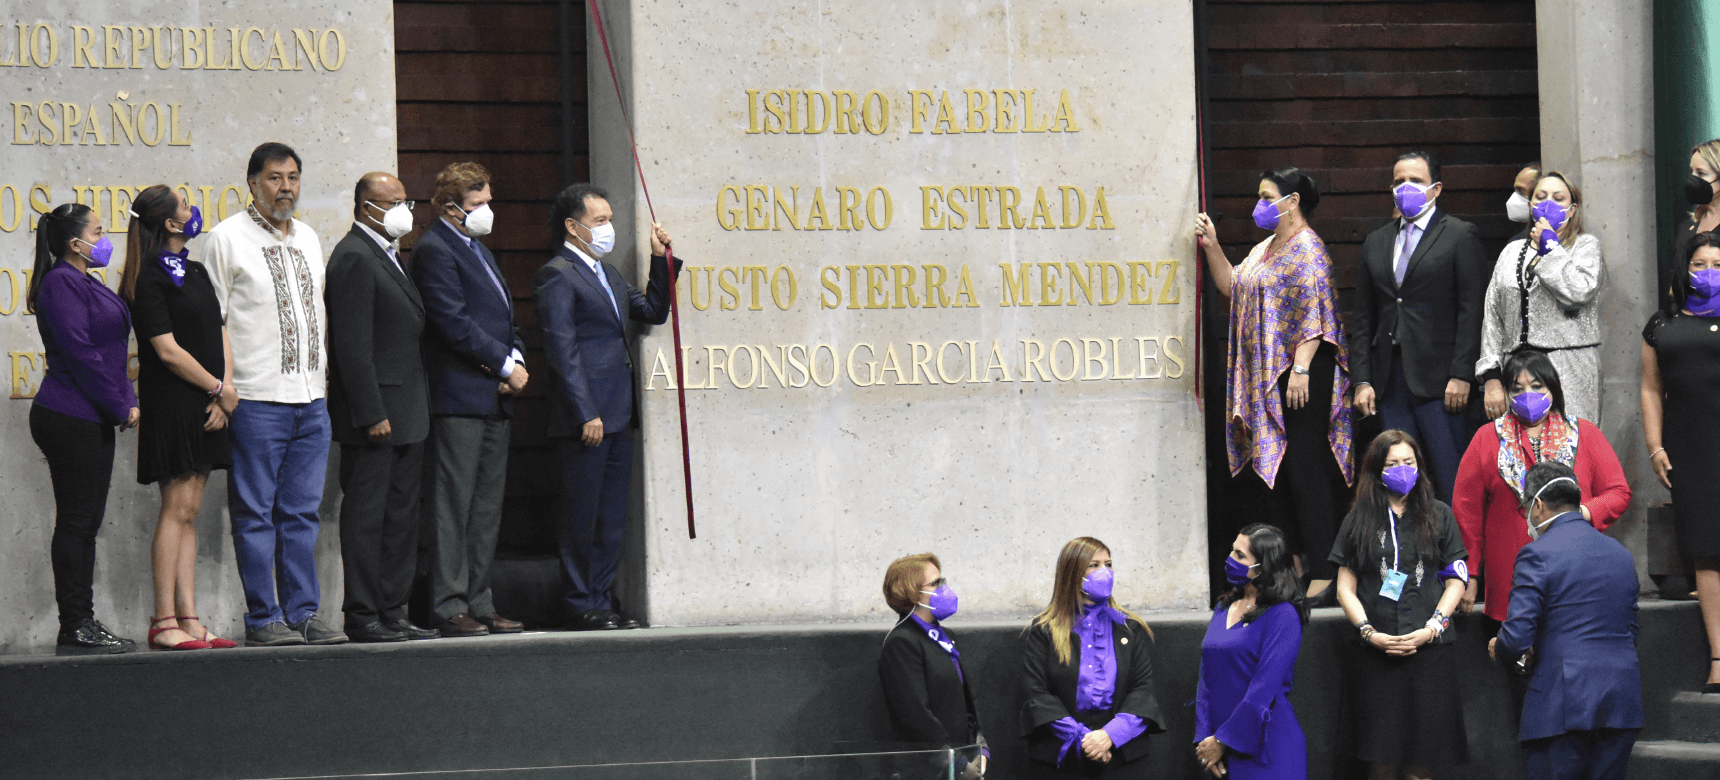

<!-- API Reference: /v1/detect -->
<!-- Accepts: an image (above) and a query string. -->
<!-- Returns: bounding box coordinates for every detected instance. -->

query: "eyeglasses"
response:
[366,199,415,210]
[922,577,947,590]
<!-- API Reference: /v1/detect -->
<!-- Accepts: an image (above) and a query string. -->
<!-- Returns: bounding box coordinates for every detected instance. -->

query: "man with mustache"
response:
[203,142,347,647]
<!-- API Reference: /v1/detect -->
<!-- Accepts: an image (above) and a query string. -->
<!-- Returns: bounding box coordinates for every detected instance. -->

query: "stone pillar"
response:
[588,0,1206,626]
[1537,0,1658,588]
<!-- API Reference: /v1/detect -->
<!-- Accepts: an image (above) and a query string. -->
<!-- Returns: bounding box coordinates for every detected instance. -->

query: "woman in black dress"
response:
[118,185,238,650]
[1642,230,1720,692]
[1330,430,1471,780]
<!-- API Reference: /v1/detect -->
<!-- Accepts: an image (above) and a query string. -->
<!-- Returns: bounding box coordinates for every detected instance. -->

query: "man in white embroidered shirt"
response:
[203,142,347,647]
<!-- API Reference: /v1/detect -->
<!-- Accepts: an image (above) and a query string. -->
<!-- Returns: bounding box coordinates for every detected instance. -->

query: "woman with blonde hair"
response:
[1477,171,1605,424]
[1664,138,1720,309]
[1020,537,1163,777]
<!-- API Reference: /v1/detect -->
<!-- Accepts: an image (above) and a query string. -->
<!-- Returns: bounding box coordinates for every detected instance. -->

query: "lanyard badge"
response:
[1379,509,1407,601]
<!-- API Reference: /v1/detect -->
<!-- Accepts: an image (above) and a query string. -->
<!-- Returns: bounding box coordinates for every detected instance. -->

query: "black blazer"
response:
[326,226,429,446]
[879,621,986,752]
[531,245,676,437]
[1019,619,1165,766]
[411,219,524,418]
[1349,208,1488,400]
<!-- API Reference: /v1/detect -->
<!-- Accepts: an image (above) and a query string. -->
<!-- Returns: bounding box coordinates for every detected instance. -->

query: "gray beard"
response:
[268,203,295,222]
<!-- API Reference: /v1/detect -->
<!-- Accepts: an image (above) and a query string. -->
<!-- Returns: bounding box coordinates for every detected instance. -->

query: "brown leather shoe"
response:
[440,613,489,637]
[475,612,523,634]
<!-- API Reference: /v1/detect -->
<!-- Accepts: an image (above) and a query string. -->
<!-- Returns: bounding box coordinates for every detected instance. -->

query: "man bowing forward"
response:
[534,184,682,631]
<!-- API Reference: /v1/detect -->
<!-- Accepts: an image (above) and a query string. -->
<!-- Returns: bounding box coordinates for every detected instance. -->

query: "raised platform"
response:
[0,602,1706,780]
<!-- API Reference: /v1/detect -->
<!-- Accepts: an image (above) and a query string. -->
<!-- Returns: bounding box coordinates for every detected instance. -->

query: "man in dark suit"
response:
[326,172,439,643]
[1350,150,1488,503]
[532,183,680,630]
[411,162,525,638]
[1492,461,1643,780]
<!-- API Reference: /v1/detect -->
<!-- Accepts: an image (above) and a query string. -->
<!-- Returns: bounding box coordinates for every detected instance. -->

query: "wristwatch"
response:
[1291,365,1310,375]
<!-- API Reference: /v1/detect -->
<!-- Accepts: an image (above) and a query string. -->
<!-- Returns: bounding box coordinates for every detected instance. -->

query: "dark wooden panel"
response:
[395,0,582,551]
[1207,49,1538,75]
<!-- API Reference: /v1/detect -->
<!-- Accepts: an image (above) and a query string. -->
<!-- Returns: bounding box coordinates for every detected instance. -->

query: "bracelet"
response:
[1357,623,1376,640]
[1291,364,1310,376]
[209,380,223,398]
[1650,447,1666,459]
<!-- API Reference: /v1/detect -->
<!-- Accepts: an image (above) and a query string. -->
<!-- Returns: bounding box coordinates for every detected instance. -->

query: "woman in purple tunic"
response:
[1195,523,1309,779]
[27,203,140,655]
[1021,536,1164,778]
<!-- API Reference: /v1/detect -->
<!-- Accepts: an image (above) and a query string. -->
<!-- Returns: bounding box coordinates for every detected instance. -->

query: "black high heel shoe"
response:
[1705,659,1720,695]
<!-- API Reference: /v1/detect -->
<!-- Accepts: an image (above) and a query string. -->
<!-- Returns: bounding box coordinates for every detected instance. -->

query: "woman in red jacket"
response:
[1452,350,1631,621]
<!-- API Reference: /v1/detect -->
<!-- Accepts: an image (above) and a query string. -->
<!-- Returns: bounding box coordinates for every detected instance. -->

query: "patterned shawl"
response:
[1494,410,1579,502]
[1225,229,1354,487]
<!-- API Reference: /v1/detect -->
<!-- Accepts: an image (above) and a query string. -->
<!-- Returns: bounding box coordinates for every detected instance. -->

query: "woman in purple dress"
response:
[1195,523,1309,779]
[1197,168,1354,602]
[1020,537,1164,778]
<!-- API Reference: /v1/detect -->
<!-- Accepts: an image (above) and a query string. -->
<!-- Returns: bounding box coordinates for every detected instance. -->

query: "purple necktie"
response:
[1394,223,1418,285]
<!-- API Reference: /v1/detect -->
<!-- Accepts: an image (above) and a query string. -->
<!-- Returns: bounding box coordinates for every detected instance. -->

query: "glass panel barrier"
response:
[255,746,984,780]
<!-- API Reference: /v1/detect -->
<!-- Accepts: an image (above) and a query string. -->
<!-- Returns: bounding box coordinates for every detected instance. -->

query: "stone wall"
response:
[588,0,1207,626]
[0,2,398,651]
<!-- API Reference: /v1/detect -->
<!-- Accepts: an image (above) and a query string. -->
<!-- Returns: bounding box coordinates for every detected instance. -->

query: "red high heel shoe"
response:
[148,617,210,651]
[177,616,238,649]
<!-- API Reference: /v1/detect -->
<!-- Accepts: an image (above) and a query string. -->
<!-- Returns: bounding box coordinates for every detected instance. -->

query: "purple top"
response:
[34,261,136,425]
[1050,602,1147,764]
[1194,601,1305,771]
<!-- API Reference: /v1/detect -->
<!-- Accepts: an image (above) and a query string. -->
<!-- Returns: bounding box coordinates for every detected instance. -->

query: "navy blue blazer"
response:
[411,218,525,418]
[530,244,677,437]
[1495,511,1644,741]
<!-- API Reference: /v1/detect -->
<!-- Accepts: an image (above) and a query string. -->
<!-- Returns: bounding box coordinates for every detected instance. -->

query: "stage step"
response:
[1630,740,1720,780]
[1672,692,1720,743]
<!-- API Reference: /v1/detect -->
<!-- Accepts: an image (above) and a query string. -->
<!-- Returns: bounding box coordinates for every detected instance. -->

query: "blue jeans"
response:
[228,399,330,630]
[1380,362,1472,504]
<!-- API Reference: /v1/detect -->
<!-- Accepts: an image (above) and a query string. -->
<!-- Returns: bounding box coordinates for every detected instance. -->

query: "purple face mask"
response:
[1382,464,1419,496]
[75,236,114,268]
[1689,269,1720,317]
[1082,567,1115,601]
[1223,556,1258,587]
[919,585,959,621]
[1531,199,1569,230]
[1393,182,1432,220]
[1511,390,1552,424]
[177,205,204,239]
[1252,193,1290,230]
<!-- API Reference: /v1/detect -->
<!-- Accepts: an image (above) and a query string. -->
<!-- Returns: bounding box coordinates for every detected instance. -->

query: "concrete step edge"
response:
[1672,691,1720,708]
[1634,740,1720,760]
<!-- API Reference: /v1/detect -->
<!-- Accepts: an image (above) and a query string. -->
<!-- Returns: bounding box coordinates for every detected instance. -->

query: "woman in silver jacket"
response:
[1478,171,1605,424]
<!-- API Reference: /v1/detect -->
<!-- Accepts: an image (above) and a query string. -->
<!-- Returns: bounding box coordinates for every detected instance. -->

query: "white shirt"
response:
[354,220,402,273]
[203,206,328,403]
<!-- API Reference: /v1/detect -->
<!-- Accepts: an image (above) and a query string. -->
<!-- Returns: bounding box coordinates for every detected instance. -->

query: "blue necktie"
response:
[590,259,620,321]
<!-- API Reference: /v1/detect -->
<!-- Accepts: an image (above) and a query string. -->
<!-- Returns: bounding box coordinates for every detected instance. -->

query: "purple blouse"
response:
[34,261,136,425]
[1050,603,1147,764]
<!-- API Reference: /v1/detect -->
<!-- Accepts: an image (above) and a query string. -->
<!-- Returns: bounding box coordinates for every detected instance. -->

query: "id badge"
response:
[1379,570,1408,601]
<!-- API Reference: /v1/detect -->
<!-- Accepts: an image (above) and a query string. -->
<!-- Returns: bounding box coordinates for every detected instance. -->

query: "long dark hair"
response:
[1671,231,1720,315]
[29,203,93,314]
[1348,430,1440,559]
[119,185,179,301]
[1501,350,1566,419]
[1218,523,1308,625]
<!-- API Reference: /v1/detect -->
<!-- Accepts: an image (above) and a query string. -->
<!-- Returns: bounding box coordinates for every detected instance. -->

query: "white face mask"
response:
[453,202,494,237]
[1524,477,1577,540]
[1506,191,1532,223]
[582,221,616,258]
[368,201,414,239]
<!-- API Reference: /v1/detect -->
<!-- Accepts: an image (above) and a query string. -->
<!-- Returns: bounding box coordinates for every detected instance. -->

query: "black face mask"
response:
[1686,173,1715,207]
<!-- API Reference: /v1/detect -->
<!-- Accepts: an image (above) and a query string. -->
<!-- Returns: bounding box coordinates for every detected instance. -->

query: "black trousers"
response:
[557,433,634,616]
[29,404,116,626]
[338,440,424,625]
[1264,341,1349,581]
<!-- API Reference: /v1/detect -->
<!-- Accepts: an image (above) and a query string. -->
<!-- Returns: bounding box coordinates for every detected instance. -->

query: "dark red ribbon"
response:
[586,0,697,539]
